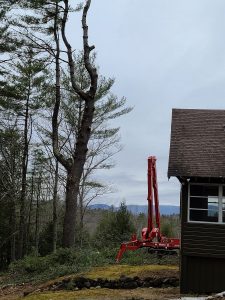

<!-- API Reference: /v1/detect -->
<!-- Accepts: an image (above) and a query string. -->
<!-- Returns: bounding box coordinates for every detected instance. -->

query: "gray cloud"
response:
[69,1,225,205]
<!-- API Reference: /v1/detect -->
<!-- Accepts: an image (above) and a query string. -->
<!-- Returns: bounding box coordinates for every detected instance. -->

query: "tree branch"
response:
[61,0,90,101]
[82,0,98,98]
[52,1,72,171]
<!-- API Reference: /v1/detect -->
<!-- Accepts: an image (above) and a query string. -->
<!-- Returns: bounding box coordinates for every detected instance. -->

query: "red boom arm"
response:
[116,156,180,262]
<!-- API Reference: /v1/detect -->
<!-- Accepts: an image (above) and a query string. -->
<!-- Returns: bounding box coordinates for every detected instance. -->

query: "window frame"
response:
[188,183,225,224]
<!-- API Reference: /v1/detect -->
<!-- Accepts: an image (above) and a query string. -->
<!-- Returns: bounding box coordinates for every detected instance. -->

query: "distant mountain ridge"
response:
[89,204,180,215]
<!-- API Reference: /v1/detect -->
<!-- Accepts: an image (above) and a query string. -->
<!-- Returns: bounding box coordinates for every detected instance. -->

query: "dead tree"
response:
[52,0,98,247]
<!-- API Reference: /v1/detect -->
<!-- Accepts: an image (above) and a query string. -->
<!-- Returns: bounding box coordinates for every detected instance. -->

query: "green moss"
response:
[41,264,178,286]
[25,289,115,300]
[22,264,179,300]
[78,264,178,280]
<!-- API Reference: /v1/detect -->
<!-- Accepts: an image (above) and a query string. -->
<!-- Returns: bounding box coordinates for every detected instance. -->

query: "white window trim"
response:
[188,182,225,225]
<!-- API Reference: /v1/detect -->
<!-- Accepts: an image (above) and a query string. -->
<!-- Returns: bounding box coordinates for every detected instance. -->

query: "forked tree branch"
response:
[82,0,98,98]
[61,0,89,101]
[62,0,98,101]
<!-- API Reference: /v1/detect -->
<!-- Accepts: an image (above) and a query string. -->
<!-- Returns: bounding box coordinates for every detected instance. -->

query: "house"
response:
[168,108,225,294]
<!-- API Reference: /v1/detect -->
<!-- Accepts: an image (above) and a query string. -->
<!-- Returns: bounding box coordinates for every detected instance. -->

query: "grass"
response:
[3,248,111,285]
[77,264,178,280]
[24,287,180,300]
[0,263,179,300]
[2,247,178,286]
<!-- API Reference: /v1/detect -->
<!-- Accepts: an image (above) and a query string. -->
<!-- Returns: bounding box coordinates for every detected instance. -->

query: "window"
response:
[222,187,225,222]
[188,184,225,224]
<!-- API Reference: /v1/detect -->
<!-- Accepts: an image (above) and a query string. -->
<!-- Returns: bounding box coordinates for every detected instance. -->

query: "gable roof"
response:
[168,108,225,178]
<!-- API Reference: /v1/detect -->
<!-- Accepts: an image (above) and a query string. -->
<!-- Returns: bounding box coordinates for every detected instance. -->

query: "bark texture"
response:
[52,160,58,253]
[18,82,30,259]
[52,0,98,248]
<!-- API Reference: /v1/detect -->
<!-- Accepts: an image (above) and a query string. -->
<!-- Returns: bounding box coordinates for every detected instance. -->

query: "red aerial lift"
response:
[116,156,180,262]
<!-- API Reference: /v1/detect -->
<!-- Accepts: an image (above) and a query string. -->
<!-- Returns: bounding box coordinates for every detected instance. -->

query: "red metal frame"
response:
[116,156,180,262]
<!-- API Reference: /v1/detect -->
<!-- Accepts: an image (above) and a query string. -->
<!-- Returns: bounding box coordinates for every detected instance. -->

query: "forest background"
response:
[0,0,180,282]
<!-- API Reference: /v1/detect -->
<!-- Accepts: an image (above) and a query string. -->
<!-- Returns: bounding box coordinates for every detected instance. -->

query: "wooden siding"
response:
[181,256,225,293]
[180,181,225,293]
[182,223,225,258]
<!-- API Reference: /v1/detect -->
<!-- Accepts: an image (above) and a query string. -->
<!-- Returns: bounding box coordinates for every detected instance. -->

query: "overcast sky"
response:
[69,0,225,206]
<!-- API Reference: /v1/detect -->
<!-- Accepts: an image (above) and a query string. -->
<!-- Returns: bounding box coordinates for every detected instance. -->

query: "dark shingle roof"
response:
[168,108,225,178]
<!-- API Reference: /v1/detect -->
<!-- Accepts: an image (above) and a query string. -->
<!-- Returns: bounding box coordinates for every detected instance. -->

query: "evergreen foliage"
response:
[0,0,180,273]
[94,202,136,248]
[0,0,133,264]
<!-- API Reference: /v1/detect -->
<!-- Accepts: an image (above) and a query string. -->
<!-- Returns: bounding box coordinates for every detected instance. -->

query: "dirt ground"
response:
[24,287,180,300]
[1,265,224,300]
[0,286,180,300]
[0,265,181,300]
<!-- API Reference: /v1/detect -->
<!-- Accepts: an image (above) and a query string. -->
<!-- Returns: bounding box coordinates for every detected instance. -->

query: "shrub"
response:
[161,221,174,238]
[8,247,115,283]
[9,255,48,275]
[93,201,135,248]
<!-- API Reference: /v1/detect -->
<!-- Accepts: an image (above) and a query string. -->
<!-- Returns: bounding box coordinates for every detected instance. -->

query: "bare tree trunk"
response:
[62,168,78,247]
[10,146,17,262]
[80,214,84,248]
[52,160,58,253]
[10,202,16,262]
[62,98,95,247]
[18,91,30,259]
[52,0,98,249]
[35,175,41,255]
[79,196,84,248]
[26,169,35,253]
[78,175,85,248]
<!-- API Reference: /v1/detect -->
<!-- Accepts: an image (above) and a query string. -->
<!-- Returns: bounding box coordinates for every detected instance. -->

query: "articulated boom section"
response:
[116,156,180,262]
